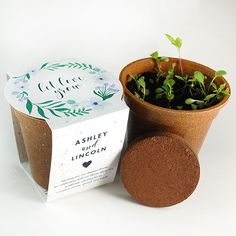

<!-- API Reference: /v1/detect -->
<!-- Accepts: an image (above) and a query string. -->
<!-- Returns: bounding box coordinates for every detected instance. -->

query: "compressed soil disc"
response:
[120,133,200,207]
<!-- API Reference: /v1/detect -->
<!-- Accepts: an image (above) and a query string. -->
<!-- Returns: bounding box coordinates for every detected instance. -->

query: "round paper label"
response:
[5,60,125,128]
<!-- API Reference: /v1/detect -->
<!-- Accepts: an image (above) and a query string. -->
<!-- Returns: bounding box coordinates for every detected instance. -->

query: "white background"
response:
[0,0,235,235]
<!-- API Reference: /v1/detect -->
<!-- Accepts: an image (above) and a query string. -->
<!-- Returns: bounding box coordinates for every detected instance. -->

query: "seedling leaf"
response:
[221,88,230,96]
[175,37,182,49]
[218,83,226,93]
[164,78,175,87]
[185,98,195,104]
[211,82,217,90]
[150,51,159,60]
[138,76,146,89]
[155,87,164,93]
[175,75,185,81]
[165,34,176,45]
[204,94,216,101]
[159,57,169,62]
[167,94,174,101]
[215,70,227,77]
[165,34,182,49]
[194,71,205,85]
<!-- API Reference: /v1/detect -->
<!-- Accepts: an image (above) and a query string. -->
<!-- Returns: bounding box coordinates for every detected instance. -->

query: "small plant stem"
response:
[178,49,184,76]
[156,59,161,73]
[199,83,206,96]
[208,76,216,93]
[189,88,194,97]
[142,88,146,100]
[208,95,217,106]
[167,99,171,108]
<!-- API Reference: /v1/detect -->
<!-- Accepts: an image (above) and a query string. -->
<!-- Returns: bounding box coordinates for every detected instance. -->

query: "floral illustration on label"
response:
[10,61,119,120]
[93,83,119,101]
[25,99,92,119]
[40,62,105,74]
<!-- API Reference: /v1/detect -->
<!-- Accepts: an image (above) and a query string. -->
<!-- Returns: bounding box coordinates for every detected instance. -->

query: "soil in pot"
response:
[126,70,223,110]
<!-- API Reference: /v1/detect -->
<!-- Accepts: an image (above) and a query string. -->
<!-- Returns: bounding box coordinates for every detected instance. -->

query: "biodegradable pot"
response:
[119,58,230,154]
[13,109,52,189]
[11,108,28,164]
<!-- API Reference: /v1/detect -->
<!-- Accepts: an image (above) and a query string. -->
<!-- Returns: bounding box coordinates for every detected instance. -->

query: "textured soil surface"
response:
[121,133,200,207]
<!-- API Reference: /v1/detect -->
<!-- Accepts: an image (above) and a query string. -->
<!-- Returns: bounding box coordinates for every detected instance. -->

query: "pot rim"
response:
[119,57,231,114]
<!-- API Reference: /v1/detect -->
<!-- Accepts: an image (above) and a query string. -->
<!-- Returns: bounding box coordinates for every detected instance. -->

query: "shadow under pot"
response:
[119,57,230,154]
[13,109,52,189]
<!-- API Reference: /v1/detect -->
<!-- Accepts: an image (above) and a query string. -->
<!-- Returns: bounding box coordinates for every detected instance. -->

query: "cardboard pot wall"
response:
[119,58,230,154]
[14,109,52,189]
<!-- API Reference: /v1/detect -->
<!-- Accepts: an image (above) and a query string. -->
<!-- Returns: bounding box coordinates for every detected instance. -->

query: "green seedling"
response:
[177,106,183,110]
[193,71,206,96]
[185,79,229,110]
[130,74,149,99]
[175,74,189,85]
[209,82,230,105]
[166,63,176,80]
[150,51,169,73]
[165,34,183,76]
[126,34,230,110]
[185,98,205,110]
[208,70,227,92]
[155,77,175,104]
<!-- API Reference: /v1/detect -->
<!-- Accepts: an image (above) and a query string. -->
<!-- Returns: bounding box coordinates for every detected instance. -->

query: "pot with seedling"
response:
[119,34,231,207]
[119,34,230,154]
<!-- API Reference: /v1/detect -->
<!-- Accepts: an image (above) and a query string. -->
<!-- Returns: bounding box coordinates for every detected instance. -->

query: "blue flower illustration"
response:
[93,83,119,101]
[29,68,38,75]
[12,91,28,102]
[79,97,111,111]
[98,77,105,81]
[92,69,111,84]
[95,75,110,83]
[14,78,29,91]
[12,78,29,102]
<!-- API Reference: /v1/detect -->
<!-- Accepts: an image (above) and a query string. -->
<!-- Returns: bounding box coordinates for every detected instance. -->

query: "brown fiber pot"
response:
[13,109,52,189]
[119,57,230,154]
